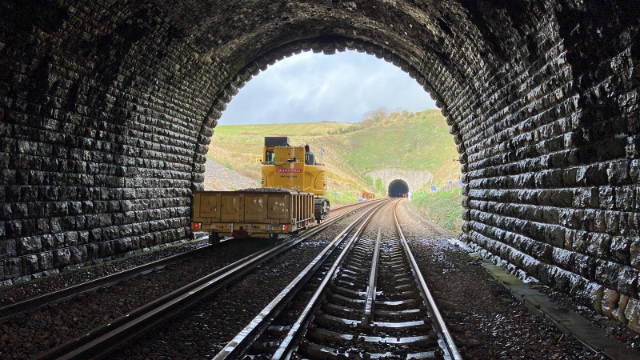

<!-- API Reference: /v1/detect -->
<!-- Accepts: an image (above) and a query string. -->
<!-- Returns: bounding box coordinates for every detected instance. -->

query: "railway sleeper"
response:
[306,327,439,347]
[267,325,292,333]
[387,264,409,272]
[384,259,406,267]
[374,307,426,321]
[345,264,368,273]
[378,277,413,289]
[322,302,362,318]
[374,298,421,310]
[336,279,360,290]
[389,275,413,284]
[298,340,440,360]
[378,289,420,301]
[328,293,365,307]
[338,273,360,283]
[331,285,369,298]
[249,339,281,353]
[347,256,367,266]
[316,313,430,333]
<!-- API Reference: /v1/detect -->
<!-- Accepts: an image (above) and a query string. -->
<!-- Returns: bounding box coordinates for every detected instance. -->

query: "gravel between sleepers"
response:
[0,237,210,307]
[398,200,608,359]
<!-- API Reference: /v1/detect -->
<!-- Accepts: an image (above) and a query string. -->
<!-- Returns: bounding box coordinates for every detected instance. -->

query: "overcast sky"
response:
[219,51,437,125]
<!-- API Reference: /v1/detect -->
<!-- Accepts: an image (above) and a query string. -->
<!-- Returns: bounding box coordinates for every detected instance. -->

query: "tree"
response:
[362,107,390,125]
[375,178,385,195]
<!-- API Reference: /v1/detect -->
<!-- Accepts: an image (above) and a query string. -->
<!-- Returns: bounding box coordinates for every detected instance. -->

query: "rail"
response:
[37,200,381,360]
[392,200,463,360]
[0,235,209,323]
[214,200,390,360]
[361,228,381,327]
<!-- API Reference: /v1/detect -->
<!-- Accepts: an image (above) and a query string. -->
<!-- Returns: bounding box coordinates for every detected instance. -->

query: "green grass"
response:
[215,122,353,136]
[409,189,464,235]
[207,110,460,206]
[340,110,457,176]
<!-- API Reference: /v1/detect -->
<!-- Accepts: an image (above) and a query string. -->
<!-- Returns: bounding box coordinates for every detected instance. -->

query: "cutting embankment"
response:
[205,109,462,232]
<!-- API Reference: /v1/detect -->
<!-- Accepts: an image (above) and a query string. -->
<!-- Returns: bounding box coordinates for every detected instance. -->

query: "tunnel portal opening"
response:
[388,179,409,198]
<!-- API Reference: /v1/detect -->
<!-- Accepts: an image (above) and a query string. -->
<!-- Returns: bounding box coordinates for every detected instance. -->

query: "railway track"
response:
[215,200,461,359]
[26,200,382,360]
[0,200,370,325]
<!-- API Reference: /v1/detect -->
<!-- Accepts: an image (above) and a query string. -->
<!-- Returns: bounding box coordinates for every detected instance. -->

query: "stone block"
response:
[552,247,575,269]
[612,294,629,324]
[3,258,22,279]
[598,187,615,209]
[573,253,596,279]
[607,160,630,185]
[624,298,640,332]
[595,260,624,290]
[39,252,53,270]
[41,234,55,250]
[580,282,604,314]
[114,238,132,253]
[610,236,630,264]
[586,233,611,259]
[17,236,42,255]
[615,186,635,211]
[574,188,599,208]
[4,239,17,257]
[65,231,78,247]
[604,211,620,235]
[601,288,619,319]
[6,220,22,238]
[618,266,638,298]
[546,226,565,248]
[78,231,89,244]
[631,238,640,269]
[99,241,114,257]
[22,255,39,273]
[69,246,87,264]
[53,248,71,267]
[631,159,640,182]
[86,243,99,260]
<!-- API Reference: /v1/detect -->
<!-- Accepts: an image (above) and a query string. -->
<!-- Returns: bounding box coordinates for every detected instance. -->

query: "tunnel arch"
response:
[1,1,639,329]
[388,180,410,198]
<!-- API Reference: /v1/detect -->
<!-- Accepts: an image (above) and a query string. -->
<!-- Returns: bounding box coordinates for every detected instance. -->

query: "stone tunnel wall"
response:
[452,5,640,329]
[0,0,640,331]
[0,1,231,283]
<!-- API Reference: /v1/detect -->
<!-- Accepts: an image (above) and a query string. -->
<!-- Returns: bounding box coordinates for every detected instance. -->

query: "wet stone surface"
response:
[398,201,609,359]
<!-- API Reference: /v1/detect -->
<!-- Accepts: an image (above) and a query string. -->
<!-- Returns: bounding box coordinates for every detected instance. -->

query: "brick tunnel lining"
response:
[0,0,639,329]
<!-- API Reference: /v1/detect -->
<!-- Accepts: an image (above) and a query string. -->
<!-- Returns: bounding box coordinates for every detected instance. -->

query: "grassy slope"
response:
[339,110,460,183]
[410,189,464,235]
[206,109,461,209]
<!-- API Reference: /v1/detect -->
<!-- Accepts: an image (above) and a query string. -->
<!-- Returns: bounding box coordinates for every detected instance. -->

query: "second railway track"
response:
[5,200,379,359]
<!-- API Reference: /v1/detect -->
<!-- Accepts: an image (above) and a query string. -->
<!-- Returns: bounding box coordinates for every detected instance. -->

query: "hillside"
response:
[206,109,459,203]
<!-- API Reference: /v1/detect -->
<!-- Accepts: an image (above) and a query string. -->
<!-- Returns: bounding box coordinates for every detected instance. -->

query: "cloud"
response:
[219,50,437,125]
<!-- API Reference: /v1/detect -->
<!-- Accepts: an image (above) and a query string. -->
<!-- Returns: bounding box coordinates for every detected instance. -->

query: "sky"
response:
[219,51,437,125]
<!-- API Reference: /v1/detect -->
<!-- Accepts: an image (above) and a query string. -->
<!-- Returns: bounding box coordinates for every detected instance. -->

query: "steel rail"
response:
[37,200,379,360]
[1,200,372,324]
[392,200,463,360]
[271,200,387,360]
[213,200,391,360]
[0,235,210,323]
[361,227,381,327]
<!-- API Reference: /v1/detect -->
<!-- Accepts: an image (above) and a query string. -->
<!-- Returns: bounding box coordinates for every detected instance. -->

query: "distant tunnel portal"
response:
[388,180,409,198]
